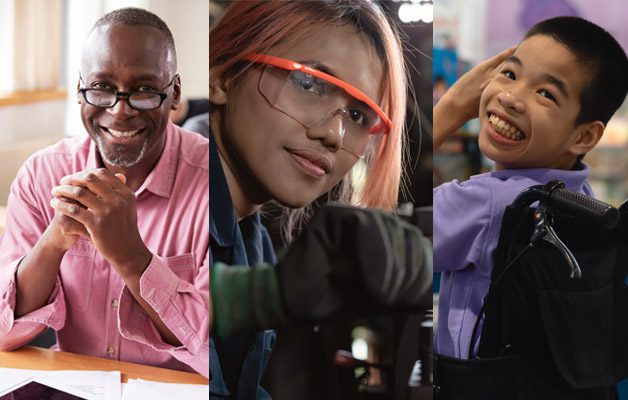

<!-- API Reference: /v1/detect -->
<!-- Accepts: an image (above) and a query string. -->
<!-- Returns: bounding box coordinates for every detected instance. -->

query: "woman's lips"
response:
[286,148,332,178]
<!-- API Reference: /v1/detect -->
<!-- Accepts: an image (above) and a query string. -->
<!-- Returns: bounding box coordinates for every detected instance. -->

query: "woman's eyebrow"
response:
[298,60,338,78]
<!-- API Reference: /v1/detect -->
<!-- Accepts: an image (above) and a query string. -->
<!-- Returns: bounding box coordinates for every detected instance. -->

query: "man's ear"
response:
[76,79,82,104]
[209,67,228,105]
[570,121,605,156]
[171,74,182,110]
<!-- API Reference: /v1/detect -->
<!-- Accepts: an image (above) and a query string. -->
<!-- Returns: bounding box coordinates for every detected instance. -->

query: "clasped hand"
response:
[49,168,152,278]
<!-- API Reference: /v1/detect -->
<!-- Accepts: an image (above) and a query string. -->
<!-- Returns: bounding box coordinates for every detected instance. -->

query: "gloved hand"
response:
[211,261,288,338]
[277,204,432,323]
[211,205,432,338]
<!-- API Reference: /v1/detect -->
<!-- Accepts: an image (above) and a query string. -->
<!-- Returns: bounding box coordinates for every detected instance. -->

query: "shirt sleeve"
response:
[0,163,67,350]
[433,179,495,272]
[118,251,210,378]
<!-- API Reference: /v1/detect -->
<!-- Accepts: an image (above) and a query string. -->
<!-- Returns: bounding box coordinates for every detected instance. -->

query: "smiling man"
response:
[0,8,209,378]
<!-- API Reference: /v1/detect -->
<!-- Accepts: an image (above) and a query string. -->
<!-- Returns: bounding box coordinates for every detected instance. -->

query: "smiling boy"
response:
[479,33,605,171]
[433,16,628,399]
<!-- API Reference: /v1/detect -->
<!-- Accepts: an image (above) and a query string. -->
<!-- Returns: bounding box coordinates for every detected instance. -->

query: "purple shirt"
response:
[433,163,592,358]
[0,121,209,377]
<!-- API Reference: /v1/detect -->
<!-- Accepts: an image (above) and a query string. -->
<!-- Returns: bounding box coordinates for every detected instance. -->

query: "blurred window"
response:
[0,0,65,103]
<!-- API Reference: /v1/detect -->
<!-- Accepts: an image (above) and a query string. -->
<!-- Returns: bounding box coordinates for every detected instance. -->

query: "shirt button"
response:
[111,299,119,309]
[106,347,116,356]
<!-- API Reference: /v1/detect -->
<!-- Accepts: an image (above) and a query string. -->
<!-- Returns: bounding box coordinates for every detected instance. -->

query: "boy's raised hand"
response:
[434,45,517,149]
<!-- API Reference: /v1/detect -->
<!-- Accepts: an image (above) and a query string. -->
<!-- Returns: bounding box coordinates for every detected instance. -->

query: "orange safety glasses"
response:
[244,53,392,135]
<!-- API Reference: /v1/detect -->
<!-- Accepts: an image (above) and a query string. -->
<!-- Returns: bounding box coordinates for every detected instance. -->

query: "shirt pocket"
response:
[59,238,96,312]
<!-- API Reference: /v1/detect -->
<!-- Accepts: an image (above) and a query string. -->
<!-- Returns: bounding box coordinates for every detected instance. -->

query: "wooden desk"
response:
[0,346,208,385]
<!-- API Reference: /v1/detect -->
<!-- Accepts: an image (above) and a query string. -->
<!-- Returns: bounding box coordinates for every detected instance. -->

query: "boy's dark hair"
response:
[525,16,628,126]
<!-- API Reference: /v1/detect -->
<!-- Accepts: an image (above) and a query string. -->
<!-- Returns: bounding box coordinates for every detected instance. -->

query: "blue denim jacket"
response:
[209,132,277,399]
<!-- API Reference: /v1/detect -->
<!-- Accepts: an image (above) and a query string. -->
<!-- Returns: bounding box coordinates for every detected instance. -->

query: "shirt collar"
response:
[485,161,590,192]
[86,120,179,198]
[138,120,178,198]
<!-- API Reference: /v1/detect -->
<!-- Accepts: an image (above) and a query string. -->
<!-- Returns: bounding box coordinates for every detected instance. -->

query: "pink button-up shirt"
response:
[0,122,209,377]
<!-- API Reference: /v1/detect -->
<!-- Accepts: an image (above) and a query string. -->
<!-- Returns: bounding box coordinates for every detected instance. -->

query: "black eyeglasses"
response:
[78,74,178,110]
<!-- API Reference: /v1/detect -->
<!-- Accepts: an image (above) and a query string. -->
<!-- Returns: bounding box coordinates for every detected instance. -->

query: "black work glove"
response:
[276,204,432,323]
[211,205,432,338]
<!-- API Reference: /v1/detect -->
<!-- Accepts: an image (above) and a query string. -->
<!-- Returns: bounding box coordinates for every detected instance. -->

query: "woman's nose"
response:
[306,111,345,152]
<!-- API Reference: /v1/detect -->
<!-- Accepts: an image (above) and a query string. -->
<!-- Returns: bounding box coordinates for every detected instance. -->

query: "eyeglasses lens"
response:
[258,66,382,156]
[84,90,162,110]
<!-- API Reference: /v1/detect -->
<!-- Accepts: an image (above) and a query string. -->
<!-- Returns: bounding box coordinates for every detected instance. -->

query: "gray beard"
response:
[95,135,148,168]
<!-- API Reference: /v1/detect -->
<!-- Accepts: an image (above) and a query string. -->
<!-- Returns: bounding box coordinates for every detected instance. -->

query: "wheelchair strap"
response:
[468,242,534,358]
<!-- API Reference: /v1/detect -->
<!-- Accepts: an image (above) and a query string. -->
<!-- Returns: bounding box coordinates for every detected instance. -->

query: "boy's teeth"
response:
[489,114,524,141]
[108,128,139,138]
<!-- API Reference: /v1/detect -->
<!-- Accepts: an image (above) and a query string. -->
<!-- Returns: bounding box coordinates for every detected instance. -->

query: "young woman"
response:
[208,1,431,398]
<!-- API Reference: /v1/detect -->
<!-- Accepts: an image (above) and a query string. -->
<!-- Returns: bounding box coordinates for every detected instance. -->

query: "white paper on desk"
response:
[122,378,208,400]
[0,368,37,395]
[0,368,121,400]
[40,370,121,400]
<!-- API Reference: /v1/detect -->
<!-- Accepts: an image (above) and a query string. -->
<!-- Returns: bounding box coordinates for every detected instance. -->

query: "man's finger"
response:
[50,198,94,227]
[51,185,100,210]
[60,168,125,197]
[115,173,127,184]
[57,214,91,239]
